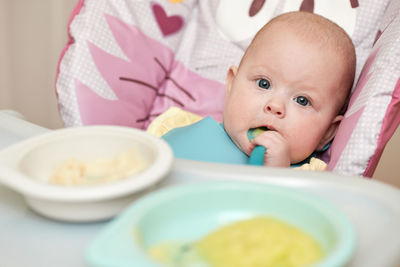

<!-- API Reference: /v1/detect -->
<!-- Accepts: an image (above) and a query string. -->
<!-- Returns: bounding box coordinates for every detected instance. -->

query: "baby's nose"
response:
[265,101,285,118]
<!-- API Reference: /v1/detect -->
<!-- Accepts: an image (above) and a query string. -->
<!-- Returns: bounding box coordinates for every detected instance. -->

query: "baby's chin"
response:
[233,135,253,156]
[224,127,253,155]
[290,152,313,165]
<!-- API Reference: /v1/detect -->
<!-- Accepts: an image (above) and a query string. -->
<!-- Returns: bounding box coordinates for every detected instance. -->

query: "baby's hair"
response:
[244,11,356,114]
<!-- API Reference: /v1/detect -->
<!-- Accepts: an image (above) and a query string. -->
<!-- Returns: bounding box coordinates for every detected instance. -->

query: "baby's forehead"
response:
[256,13,351,49]
[257,21,327,47]
[254,16,354,78]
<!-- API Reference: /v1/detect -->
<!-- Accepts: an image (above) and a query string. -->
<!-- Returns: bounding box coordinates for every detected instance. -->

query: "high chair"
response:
[55,0,400,178]
[1,2,400,266]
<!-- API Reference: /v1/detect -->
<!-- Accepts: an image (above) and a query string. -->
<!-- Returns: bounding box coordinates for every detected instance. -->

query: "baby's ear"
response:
[225,65,238,96]
[317,115,343,151]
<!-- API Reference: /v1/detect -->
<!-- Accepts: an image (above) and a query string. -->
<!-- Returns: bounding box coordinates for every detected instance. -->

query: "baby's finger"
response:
[252,131,283,146]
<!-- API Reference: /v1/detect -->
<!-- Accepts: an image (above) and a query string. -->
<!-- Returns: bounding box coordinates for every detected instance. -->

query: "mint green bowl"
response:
[86,181,355,267]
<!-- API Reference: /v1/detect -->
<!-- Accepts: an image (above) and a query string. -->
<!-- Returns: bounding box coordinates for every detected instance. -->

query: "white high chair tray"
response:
[1,111,400,267]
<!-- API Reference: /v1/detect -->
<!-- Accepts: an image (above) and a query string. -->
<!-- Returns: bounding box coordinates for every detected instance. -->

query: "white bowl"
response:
[0,126,173,222]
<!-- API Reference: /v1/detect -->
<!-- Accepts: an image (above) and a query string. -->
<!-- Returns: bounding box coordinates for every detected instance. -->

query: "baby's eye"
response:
[256,79,271,90]
[294,96,310,106]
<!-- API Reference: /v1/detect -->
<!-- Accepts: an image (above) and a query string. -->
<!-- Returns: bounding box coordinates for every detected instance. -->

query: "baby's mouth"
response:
[248,126,270,140]
[256,126,270,132]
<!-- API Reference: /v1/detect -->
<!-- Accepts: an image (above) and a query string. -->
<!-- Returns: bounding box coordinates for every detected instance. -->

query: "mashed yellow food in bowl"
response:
[149,216,324,267]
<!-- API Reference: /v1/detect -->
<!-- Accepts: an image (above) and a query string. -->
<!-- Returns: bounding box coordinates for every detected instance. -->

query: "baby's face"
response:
[223,27,346,163]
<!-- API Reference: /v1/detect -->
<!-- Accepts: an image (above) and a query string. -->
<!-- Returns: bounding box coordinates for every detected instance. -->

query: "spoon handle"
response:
[248,145,266,166]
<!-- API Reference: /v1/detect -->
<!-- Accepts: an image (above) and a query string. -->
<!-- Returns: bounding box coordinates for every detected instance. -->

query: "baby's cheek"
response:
[288,137,318,163]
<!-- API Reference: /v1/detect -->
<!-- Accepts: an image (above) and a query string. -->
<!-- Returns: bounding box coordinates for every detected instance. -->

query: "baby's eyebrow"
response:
[249,65,273,76]
[293,86,320,100]
[299,85,318,93]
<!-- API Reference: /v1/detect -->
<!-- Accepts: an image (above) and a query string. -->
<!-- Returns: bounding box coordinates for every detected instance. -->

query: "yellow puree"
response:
[149,216,323,267]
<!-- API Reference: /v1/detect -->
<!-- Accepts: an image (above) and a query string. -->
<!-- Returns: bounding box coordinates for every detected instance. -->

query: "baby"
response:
[223,11,356,167]
[148,11,356,169]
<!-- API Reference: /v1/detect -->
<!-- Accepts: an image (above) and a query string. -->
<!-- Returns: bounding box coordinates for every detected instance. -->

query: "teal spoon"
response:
[248,128,267,166]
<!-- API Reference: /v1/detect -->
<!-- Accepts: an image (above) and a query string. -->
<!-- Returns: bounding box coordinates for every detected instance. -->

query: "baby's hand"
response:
[251,131,290,168]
